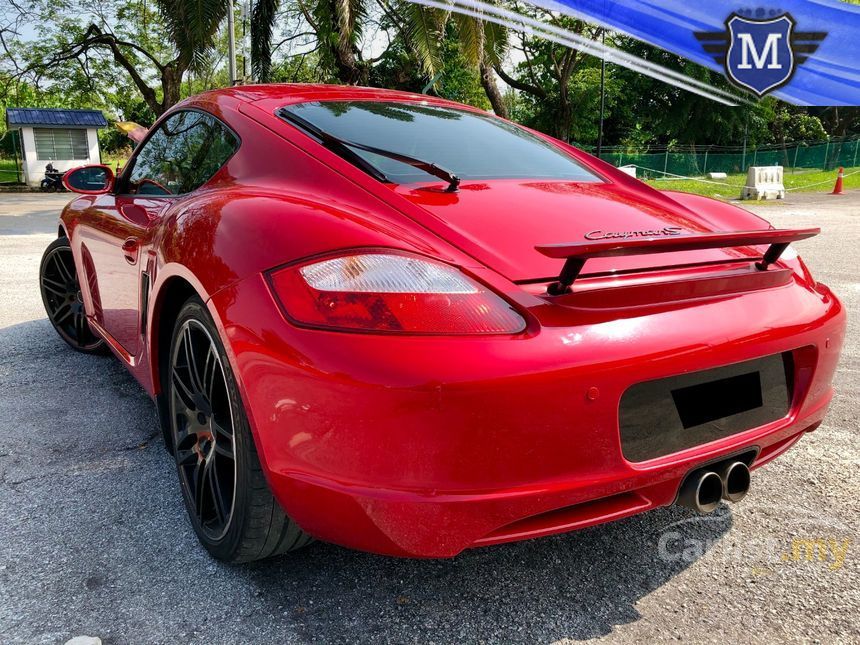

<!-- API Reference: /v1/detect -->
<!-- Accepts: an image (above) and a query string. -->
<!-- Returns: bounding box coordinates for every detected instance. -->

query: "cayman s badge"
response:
[695,12,826,97]
[584,227,683,241]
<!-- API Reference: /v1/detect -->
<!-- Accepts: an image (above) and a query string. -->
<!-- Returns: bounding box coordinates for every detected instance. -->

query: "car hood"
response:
[394,179,758,282]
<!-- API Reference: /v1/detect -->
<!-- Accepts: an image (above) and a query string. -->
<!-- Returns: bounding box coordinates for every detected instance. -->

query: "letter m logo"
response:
[726,13,795,96]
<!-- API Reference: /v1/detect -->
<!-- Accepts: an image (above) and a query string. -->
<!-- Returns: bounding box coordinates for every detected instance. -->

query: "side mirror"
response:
[62,165,115,195]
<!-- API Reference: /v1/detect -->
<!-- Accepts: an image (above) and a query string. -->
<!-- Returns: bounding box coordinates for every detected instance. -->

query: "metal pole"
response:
[227,0,237,85]
[741,117,748,172]
[824,138,830,170]
[11,129,21,184]
[792,144,799,173]
[596,30,606,159]
[853,138,858,167]
[246,0,252,82]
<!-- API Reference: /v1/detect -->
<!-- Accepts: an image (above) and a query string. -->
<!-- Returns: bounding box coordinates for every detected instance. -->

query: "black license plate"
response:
[619,353,792,462]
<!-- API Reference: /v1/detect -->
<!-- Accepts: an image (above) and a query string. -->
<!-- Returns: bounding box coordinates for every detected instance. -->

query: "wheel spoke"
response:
[206,460,228,525]
[212,418,232,440]
[41,276,67,297]
[203,346,218,403]
[213,438,234,460]
[182,327,205,394]
[174,421,193,446]
[172,368,197,410]
[176,447,197,466]
[51,303,73,325]
[74,312,89,345]
[52,252,74,283]
[193,460,207,518]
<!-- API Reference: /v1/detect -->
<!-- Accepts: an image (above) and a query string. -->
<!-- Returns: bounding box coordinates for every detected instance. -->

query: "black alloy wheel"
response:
[167,299,312,561]
[170,317,237,541]
[39,238,105,352]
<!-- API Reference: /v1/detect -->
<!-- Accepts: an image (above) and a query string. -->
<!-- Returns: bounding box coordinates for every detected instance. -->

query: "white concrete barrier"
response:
[741,166,785,200]
[617,164,637,178]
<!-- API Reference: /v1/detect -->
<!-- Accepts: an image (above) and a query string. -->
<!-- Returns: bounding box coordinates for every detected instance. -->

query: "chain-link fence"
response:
[3,132,859,186]
[587,136,860,179]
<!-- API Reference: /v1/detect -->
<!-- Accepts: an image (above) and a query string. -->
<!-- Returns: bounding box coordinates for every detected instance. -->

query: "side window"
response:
[127,110,238,195]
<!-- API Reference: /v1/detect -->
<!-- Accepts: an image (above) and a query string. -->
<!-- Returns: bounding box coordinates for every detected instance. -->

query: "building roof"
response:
[5,108,108,129]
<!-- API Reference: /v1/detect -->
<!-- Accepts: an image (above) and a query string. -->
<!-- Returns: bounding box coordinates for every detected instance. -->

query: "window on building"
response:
[34,128,90,160]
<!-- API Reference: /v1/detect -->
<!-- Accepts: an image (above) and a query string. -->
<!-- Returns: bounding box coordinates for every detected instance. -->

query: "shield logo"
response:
[726,13,795,96]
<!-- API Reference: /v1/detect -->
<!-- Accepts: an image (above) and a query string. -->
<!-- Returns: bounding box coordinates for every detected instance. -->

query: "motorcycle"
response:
[40,164,66,192]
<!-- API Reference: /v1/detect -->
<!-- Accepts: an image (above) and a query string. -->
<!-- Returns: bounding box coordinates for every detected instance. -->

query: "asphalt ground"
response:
[0,192,858,644]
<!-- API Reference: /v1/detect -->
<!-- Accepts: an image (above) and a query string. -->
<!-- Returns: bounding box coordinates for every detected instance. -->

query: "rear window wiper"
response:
[278,108,460,192]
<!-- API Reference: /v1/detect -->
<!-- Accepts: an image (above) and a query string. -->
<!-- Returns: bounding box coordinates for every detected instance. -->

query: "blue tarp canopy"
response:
[5,108,108,129]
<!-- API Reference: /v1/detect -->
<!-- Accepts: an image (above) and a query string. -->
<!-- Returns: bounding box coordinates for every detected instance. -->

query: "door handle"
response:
[122,238,140,264]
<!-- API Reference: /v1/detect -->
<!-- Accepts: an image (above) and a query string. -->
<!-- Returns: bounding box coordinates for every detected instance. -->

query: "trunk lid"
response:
[394,179,757,282]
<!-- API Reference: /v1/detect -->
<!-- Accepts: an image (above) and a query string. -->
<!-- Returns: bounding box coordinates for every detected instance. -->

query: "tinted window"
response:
[127,110,238,195]
[280,101,600,184]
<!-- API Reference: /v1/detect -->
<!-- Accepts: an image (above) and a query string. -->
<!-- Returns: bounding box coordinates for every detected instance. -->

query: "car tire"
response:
[39,237,107,353]
[168,298,312,562]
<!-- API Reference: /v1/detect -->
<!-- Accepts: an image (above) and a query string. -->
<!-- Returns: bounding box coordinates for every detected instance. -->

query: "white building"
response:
[5,108,108,187]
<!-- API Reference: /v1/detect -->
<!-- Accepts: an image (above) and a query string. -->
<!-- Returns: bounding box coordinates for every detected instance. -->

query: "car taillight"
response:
[268,252,526,334]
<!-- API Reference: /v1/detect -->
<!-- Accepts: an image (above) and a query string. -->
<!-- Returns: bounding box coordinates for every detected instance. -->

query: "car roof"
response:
[188,83,486,114]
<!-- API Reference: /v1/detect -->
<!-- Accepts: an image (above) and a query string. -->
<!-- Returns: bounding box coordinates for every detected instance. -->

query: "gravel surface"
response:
[0,192,857,644]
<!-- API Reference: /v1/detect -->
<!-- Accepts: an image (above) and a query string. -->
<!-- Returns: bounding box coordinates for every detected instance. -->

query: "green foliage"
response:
[432,27,491,110]
[590,38,774,148]
[368,36,427,92]
[773,108,828,142]
[2,0,857,162]
[154,0,228,70]
[270,51,337,84]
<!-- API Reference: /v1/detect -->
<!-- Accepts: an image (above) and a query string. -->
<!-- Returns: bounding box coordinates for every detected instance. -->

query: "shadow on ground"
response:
[0,318,732,644]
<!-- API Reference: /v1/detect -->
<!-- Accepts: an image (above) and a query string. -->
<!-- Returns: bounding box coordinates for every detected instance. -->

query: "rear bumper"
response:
[268,400,827,557]
[210,274,845,557]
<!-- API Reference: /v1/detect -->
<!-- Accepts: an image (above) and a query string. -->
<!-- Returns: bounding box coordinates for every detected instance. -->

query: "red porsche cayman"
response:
[42,84,844,561]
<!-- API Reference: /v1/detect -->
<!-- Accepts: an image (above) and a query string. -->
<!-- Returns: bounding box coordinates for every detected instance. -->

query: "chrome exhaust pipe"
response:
[717,461,751,503]
[677,471,723,513]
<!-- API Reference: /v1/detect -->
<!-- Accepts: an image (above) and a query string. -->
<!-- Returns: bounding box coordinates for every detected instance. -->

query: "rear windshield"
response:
[279,101,601,184]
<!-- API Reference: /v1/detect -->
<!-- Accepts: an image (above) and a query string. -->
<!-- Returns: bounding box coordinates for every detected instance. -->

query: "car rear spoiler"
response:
[536,228,820,295]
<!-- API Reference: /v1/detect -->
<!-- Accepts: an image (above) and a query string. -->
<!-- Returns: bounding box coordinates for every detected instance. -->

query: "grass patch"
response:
[0,158,21,182]
[101,154,130,173]
[645,167,860,199]
[0,155,129,183]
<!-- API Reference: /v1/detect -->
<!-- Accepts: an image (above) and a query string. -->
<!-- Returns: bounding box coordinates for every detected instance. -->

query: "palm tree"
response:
[250,0,509,116]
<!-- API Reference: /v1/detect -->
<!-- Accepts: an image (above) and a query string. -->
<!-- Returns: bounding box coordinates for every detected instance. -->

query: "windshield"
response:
[279,101,602,185]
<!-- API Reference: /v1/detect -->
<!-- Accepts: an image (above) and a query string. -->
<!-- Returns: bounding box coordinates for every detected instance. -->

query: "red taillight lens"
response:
[268,252,526,334]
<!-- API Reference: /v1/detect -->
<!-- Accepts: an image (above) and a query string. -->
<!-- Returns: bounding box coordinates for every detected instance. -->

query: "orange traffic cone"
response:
[831,166,844,195]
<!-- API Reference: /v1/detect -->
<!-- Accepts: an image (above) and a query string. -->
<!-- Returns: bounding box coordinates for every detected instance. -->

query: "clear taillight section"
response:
[268,252,526,334]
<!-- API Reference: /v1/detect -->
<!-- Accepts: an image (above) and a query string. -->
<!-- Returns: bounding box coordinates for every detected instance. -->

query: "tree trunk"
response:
[333,42,364,85]
[480,61,508,119]
[558,86,572,142]
[159,63,186,116]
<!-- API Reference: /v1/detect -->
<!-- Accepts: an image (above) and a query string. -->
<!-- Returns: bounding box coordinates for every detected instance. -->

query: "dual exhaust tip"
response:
[677,461,751,513]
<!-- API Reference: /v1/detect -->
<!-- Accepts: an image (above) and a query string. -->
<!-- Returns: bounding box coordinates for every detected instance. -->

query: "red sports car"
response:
[42,84,844,562]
